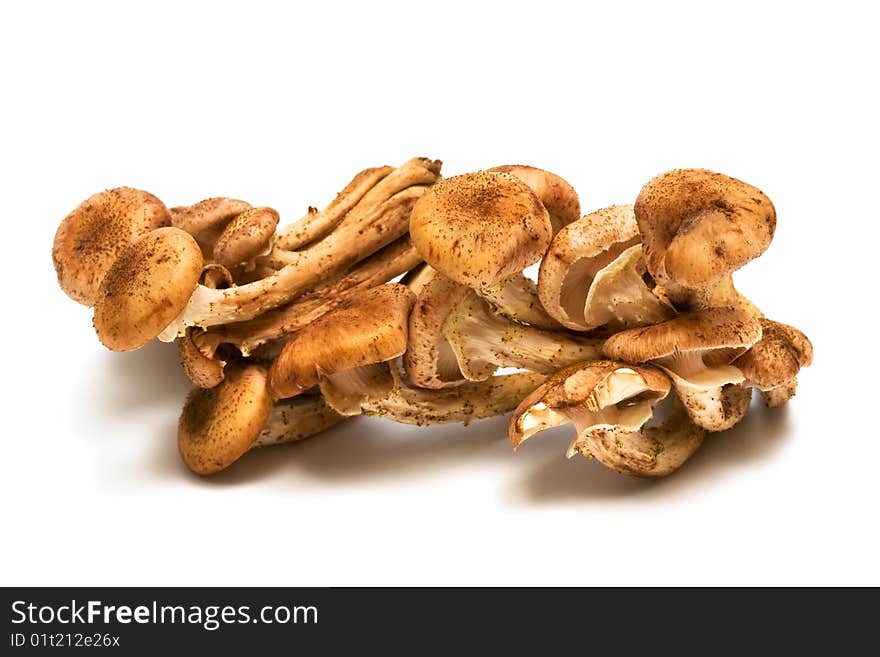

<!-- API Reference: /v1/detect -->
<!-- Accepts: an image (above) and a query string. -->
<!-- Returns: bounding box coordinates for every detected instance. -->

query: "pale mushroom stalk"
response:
[444,290,603,380]
[269,157,441,261]
[602,308,763,432]
[157,187,425,340]
[509,361,705,478]
[363,371,547,426]
[274,165,394,251]
[201,236,422,356]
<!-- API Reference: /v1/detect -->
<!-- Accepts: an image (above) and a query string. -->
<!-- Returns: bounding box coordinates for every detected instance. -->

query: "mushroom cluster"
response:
[52,161,812,478]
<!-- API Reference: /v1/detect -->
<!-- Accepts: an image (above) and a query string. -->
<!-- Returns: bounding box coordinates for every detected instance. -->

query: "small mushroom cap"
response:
[52,187,170,306]
[733,318,813,389]
[169,197,252,236]
[179,328,225,389]
[602,307,762,363]
[489,165,580,233]
[212,206,280,268]
[93,227,204,351]
[509,359,671,449]
[268,284,415,399]
[409,171,552,289]
[178,364,273,475]
[635,169,776,290]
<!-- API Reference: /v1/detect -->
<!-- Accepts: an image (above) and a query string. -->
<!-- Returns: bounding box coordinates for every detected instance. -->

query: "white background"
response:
[1,1,877,586]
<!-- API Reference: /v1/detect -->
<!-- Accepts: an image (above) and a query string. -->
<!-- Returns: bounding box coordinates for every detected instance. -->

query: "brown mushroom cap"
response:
[268,284,415,399]
[179,328,225,389]
[409,171,552,289]
[93,227,204,351]
[52,187,170,306]
[169,197,252,236]
[733,318,813,390]
[488,165,580,233]
[635,168,776,291]
[178,364,273,475]
[602,307,762,363]
[212,206,280,268]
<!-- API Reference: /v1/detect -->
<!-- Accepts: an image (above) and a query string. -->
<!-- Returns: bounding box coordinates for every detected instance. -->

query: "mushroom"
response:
[538,204,672,331]
[178,363,345,475]
[93,227,204,352]
[733,318,813,407]
[404,272,602,389]
[179,327,226,389]
[409,170,559,327]
[635,168,776,310]
[364,369,547,425]
[201,236,421,356]
[268,284,415,415]
[602,308,763,431]
[212,206,280,270]
[169,197,252,258]
[52,187,171,306]
[488,164,580,234]
[157,182,430,340]
[509,360,704,477]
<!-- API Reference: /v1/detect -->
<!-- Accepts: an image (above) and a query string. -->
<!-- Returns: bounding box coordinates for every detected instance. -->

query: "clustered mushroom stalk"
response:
[51,160,812,478]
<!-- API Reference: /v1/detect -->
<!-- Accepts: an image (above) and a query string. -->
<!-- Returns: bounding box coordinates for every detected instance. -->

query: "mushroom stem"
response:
[363,371,547,426]
[252,395,346,448]
[158,188,425,340]
[269,157,441,261]
[479,273,563,330]
[203,236,421,355]
[444,291,602,379]
[274,165,394,251]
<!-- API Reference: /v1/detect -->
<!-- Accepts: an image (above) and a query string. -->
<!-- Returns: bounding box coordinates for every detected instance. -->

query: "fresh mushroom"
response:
[602,308,762,431]
[52,187,171,306]
[635,168,776,310]
[404,272,602,388]
[93,227,204,352]
[178,363,345,475]
[488,164,581,234]
[268,284,415,415]
[169,197,252,258]
[537,204,672,332]
[509,360,704,477]
[733,318,813,407]
[409,170,559,328]
[212,206,280,270]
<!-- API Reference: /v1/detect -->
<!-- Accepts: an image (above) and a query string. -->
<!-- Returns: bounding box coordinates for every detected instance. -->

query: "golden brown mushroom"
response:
[733,318,813,407]
[52,187,170,306]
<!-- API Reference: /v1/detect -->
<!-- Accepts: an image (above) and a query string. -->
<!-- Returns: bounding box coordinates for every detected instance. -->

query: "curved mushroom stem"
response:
[268,157,441,263]
[571,397,705,478]
[252,395,346,448]
[158,187,426,340]
[760,380,798,408]
[274,165,394,251]
[444,291,602,380]
[202,237,421,355]
[363,370,547,426]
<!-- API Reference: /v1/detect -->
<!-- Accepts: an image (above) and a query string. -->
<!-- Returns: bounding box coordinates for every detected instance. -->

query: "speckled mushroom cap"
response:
[169,197,252,236]
[52,187,170,306]
[93,227,204,351]
[602,307,762,363]
[733,318,813,389]
[212,206,280,268]
[635,169,776,290]
[488,165,580,234]
[178,363,273,475]
[409,171,552,289]
[268,283,416,399]
[537,204,642,329]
